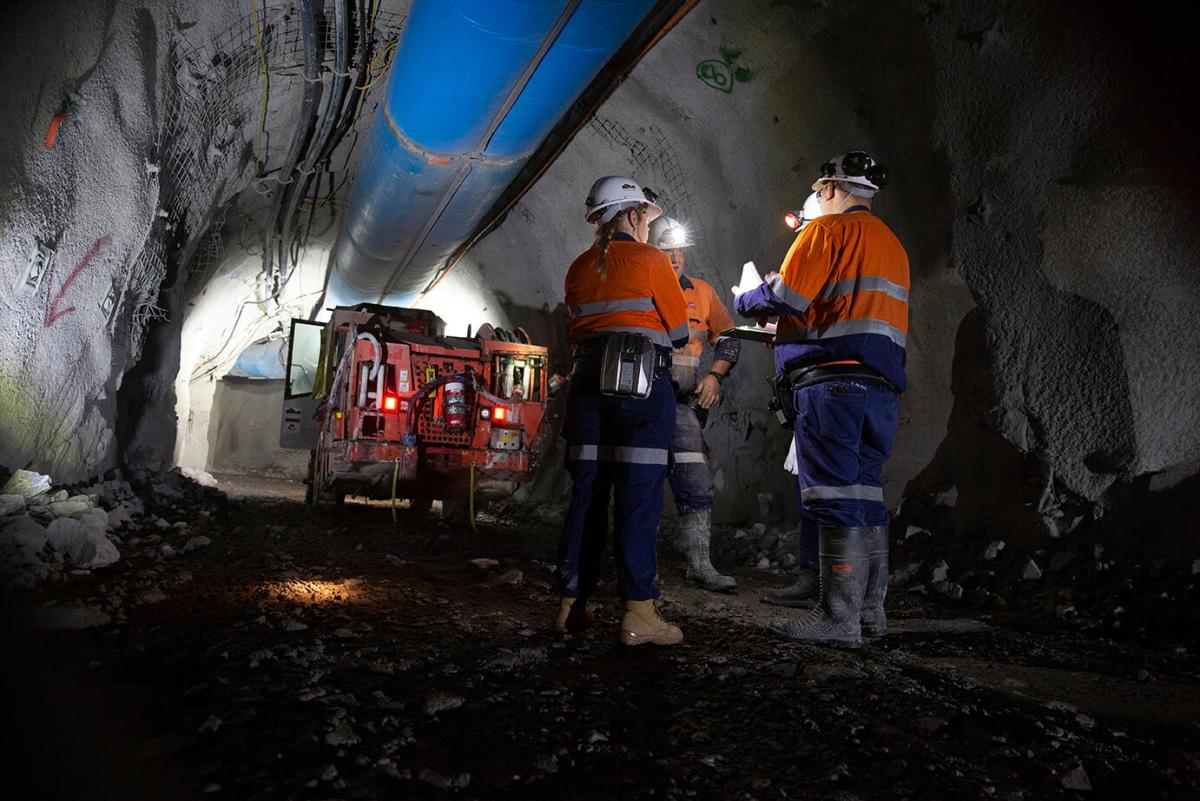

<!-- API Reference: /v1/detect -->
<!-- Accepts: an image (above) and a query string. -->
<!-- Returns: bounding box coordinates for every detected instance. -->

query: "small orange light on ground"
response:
[383,394,399,411]
[493,406,508,422]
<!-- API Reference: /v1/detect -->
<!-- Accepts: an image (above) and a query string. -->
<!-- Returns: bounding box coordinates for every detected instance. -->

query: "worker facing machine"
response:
[735,151,909,649]
[555,175,690,646]
[648,215,741,593]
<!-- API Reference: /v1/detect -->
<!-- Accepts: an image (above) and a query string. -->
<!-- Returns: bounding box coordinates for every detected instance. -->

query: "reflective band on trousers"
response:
[673,354,701,367]
[780,318,907,348]
[567,297,655,317]
[817,276,909,303]
[569,444,670,465]
[673,452,706,464]
[800,484,885,503]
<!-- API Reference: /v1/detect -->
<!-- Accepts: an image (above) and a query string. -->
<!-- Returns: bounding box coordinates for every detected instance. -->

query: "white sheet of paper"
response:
[731,261,764,296]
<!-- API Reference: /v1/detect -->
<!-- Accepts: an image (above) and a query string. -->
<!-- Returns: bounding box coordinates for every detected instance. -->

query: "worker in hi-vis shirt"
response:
[648,215,741,593]
[555,176,690,647]
[736,151,909,649]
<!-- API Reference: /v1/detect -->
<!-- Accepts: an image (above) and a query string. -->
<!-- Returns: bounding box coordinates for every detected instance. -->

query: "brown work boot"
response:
[552,597,593,634]
[619,600,683,646]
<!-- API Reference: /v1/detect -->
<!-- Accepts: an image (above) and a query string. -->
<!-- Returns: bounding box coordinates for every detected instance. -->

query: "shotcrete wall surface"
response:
[0,0,180,481]
[208,377,307,479]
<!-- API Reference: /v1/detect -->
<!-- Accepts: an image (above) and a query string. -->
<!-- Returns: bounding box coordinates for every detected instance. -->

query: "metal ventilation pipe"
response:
[323,0,657,310]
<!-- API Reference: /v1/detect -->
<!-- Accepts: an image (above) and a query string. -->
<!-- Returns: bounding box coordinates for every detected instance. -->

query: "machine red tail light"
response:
[382,394,399,412]
[492,405,508,422]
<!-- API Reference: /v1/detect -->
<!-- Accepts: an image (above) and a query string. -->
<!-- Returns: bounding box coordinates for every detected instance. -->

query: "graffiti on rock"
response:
[696,47,753,94]
[42,234,112,327]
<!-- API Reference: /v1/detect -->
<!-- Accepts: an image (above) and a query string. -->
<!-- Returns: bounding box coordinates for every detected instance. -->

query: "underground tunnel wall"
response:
[1,0,1197,541]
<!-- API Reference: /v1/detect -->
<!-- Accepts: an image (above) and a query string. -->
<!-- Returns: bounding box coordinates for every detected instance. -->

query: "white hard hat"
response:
[649,216,692,249]
[584,176,663,224]
[811,151,889,194]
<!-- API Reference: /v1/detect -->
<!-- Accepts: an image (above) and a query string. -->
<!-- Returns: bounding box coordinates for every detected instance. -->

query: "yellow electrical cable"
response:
[468,464,478,533]
[390,458,399,524]
[250,0,270,170]
[357,39,397,91]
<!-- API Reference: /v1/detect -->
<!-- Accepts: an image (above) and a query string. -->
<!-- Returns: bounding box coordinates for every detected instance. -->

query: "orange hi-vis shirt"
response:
[675,275,735,364]
[755,209,909,391]
[670,274,736,391]
[564,237,690,349]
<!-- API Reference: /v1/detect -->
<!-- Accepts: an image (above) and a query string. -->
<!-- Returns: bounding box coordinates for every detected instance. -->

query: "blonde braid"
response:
[594,203,647,281]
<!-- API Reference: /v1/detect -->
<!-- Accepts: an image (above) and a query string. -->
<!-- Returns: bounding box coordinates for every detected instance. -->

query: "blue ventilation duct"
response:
[324,0,657,309]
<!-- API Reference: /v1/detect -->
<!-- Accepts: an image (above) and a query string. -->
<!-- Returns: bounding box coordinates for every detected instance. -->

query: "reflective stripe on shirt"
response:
[567,297,656,317]
[778,318,907,348]
[768,273,812,314]
[816,276,909,303]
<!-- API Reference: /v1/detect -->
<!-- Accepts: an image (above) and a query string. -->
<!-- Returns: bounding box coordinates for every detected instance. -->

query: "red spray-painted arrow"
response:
[43,233,112,327]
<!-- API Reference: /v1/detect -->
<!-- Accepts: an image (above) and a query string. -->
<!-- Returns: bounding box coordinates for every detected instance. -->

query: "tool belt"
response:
[572,334,672,399]
[768,362,896,428]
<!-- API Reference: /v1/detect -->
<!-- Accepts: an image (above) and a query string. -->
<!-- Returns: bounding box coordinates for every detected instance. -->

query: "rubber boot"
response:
[679,511,737,593]
[768,526,870,649]
[552,597,593,634]
[759,566,819,607]
[859,525,890,637]
[619,600,684,646]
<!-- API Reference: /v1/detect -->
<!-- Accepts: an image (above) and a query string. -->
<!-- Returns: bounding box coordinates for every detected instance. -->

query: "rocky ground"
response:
[2,471,1199,800]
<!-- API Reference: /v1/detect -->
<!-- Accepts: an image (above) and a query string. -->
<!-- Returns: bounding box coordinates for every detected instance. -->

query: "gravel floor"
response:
[3,473,1198,801]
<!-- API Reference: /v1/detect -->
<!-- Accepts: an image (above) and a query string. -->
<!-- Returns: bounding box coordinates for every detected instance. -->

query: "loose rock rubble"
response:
[3,473,1197,800]
[895,486,1200,650]
[1,467,225,592]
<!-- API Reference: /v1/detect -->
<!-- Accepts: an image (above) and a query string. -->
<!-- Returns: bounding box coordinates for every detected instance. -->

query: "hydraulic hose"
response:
[281,0,350,291]
[264,0,320,297]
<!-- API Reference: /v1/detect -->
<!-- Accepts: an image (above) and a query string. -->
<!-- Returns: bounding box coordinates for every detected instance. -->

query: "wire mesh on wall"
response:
[587,115,718,284]
[119,1,406,357]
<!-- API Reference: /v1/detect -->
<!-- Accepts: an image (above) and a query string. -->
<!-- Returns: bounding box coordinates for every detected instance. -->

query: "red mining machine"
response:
[280,304,551,510]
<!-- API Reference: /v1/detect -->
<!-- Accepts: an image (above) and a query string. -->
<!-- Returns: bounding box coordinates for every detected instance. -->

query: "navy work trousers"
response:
[557,371,675,601]
[669,402,715,515]
[793,379,898,560]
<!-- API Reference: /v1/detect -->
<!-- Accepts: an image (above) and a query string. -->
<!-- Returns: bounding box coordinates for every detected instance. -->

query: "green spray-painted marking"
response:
[697,46,753,93]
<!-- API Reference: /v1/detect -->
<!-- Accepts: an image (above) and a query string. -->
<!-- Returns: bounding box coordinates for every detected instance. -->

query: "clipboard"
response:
[720,323,776,343]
